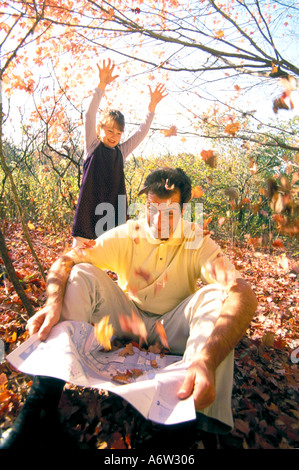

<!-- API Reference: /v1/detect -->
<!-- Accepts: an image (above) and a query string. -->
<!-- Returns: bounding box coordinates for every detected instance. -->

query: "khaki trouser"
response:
[61,263,234,432]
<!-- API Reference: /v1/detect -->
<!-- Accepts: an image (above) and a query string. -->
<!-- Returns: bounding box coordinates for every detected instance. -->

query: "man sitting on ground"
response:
[1,167,257,448]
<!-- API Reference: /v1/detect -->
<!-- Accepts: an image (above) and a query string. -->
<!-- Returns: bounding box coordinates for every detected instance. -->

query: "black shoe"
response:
[0,375,73,449]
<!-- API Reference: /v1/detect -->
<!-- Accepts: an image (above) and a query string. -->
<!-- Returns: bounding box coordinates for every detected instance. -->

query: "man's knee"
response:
[68,263,104,282]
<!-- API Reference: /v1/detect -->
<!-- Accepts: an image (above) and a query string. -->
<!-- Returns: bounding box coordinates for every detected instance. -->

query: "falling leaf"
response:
[165,178,175,190]
[94,316,114,351]
[119,311,148,345]
[82,239,96,249]
[163,125,177,137]
[155,321,169,350]
[273,75,296,113]
[154,272,169,295]
[224,122,241,136]
[134,267,151,282]
[27,221,35,230]
[200,149,217,168]
[273,96,289,113]
[203,216,212,231]
[191,185,203,198]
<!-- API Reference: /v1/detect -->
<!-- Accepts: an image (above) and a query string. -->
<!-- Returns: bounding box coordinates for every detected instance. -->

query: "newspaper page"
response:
[6,321,196,425]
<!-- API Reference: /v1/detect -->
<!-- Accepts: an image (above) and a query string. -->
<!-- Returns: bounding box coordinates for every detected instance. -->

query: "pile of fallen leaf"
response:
[0,221,298,449]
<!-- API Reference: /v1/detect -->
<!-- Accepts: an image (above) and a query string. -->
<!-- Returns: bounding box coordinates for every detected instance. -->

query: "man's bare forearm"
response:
[45,253,76,308]
[198,278,258,370]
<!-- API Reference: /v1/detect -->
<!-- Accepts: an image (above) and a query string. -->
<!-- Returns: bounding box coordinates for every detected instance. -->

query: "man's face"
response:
[146,190,182,240]
[98,123,122,148]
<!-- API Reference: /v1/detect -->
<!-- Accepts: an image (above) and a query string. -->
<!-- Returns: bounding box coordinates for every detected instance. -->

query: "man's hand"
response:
[177,358,216,410]
[148,83,167,112]
[26,303,61,342]
[97,58,119,90]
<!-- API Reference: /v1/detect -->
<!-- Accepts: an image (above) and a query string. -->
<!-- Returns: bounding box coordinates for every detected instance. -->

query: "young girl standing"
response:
[72,59,167,246]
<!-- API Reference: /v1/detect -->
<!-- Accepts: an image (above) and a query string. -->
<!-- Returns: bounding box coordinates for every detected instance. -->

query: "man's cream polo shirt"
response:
[77,218,232,315]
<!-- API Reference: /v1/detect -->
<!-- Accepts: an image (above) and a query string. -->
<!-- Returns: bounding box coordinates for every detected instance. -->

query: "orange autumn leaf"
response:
[203,216,212,231]
[192,185,203,198]
[118,343,135,356]
[102,7,114,20]
[94,316,114,351]
[200,149,217,168]
[81,239,96,249]
[272,239,284,248]
[155,321,169,350]
[163,125,177,137]
[240,198,251,205]
[224,122,241,136]
[215,30,224,39]
[201,149,214,160]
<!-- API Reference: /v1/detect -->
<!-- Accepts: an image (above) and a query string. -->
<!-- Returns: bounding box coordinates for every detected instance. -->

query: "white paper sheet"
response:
[6,321,196,425]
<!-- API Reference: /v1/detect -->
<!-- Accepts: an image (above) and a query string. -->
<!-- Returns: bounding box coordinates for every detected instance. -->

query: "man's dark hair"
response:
[138,167,192,206]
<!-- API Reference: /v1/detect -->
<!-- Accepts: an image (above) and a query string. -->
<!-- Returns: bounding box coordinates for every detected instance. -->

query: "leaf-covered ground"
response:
[0,222,298,449]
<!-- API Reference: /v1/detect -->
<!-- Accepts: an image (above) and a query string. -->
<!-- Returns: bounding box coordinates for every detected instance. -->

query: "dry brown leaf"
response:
[118,343,134,357]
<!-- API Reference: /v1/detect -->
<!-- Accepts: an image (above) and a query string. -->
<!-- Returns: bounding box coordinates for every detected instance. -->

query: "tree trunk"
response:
[0,226,35,317]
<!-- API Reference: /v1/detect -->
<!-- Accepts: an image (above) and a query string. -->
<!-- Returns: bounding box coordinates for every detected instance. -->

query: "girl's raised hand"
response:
[148,83,168,112]
[97,58,119,89]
